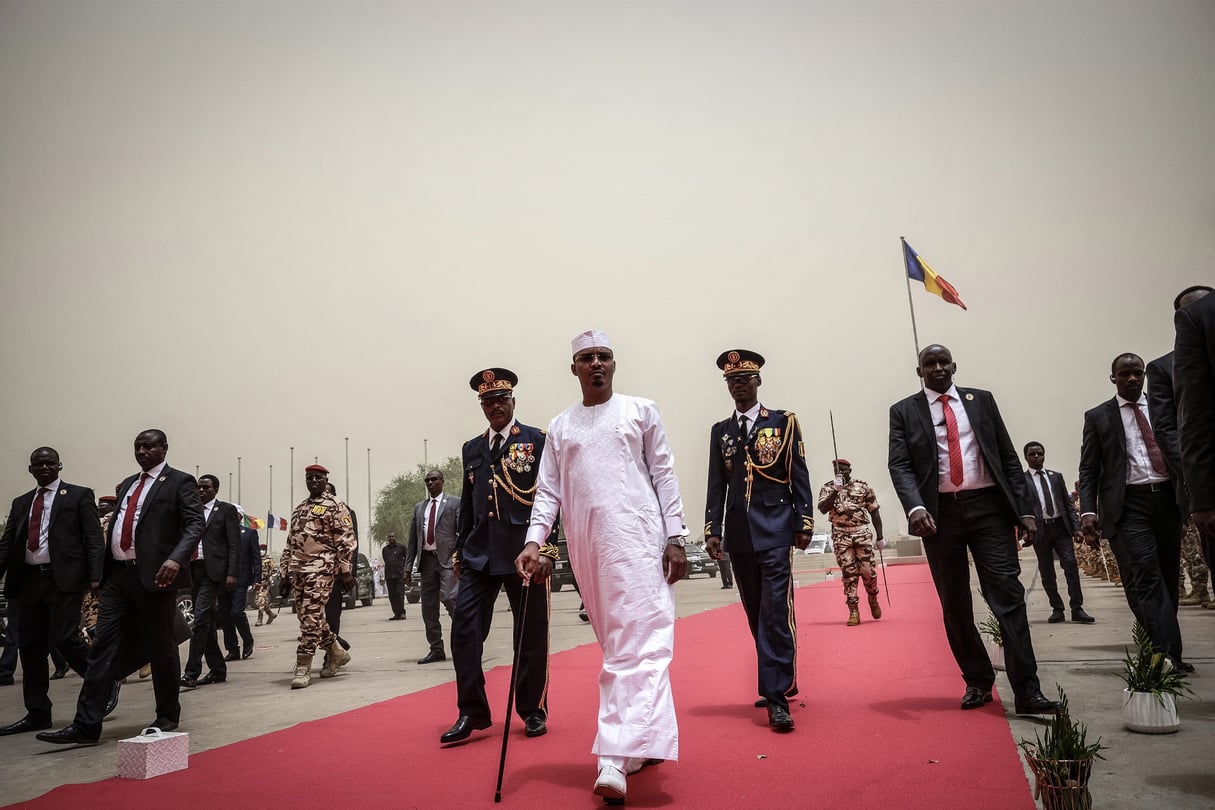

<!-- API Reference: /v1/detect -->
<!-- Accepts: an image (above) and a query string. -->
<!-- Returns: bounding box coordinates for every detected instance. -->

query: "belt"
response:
[1127,482,1171,493]
[24,563,53,572]
[1042,517,1060,524]
[112,558,139,567]
[942,486,998,501]
[423,549,438,554]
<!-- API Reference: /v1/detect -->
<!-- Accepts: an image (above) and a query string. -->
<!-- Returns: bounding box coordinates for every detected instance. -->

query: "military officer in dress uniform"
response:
[441,368,559,745]
[705,350,814,733]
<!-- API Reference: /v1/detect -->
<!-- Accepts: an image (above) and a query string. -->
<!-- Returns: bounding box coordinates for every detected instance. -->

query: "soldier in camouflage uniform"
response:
[278,464,356,689]
[254,544,277,626]
[1179,521,1211,606]
[817,460,883,626]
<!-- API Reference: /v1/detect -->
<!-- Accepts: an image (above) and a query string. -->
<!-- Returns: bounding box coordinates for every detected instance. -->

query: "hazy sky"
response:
[2,1,1212,552]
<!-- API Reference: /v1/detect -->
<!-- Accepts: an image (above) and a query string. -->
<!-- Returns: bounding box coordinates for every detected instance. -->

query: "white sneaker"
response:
[593,765,627,800]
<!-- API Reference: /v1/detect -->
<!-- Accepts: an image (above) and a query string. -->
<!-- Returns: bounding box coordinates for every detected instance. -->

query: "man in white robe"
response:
[517,329,688,803]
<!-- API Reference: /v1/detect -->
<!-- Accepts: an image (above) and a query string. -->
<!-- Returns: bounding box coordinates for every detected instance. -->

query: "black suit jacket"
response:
[1023,469,1080,535]
[1079,397,1181,539]
[888,387,1032,524]
[0,482,104,596]
[198,501,240,582]
[1175,292,1215,513]
[106,465,205,592]
[1146,352,1189,512]
[237,527,261,585]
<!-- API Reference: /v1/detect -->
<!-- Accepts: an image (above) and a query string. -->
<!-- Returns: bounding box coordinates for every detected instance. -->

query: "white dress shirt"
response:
[110,461,167,560]
[25,478,61,565]
[196,498,216,559]
[1028,469,1057,517]
[1117,393,1170,485]
[924,385,995,493]
[422,494,446,551]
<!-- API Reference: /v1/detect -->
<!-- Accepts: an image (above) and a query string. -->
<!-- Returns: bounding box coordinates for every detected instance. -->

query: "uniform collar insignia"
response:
[510,425,521,435]
[759,408,769,418]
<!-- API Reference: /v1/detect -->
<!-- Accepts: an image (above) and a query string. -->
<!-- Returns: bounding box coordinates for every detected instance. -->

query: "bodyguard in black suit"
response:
[38,429,205,744]
[1079,353,1187,669]
[888,345,1058,715]
[705,350,814,733]
[442,368,555,745]
[181,474,239,687]
[0,448,104,735]
[1021,442,1093,624]
[220,522,261,661]
[1172,286,1215,549]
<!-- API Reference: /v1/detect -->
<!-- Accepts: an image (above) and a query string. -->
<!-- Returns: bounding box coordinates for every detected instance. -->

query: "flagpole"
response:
[901,236,921,363]
[289,446,295,517]
[268,463,274,556]
[345,437,350,503]
[366,447,372,561]
[237,457,242,503]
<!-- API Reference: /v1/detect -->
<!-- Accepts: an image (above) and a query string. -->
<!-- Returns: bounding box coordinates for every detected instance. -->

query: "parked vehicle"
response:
[683,543,719,579]
[550,539,577,592]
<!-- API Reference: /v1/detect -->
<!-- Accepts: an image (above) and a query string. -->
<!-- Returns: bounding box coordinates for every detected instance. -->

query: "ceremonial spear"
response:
[829,410,891,605]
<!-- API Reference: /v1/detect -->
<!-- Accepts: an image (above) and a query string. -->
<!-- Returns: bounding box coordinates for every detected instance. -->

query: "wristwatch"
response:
[666,536,686,547]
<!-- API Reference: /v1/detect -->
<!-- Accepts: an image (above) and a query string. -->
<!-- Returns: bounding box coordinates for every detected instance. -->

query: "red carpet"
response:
[15,564,1033,809]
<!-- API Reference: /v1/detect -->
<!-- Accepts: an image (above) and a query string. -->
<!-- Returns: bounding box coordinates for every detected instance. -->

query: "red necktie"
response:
[1128,403,1168,476]
[27,487,49,552]
[426,498,437,548]
[940,394,965,486]
[120,473,150,552]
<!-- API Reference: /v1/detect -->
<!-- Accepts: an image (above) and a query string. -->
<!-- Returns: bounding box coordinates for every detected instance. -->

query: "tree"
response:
[370,456,463,550]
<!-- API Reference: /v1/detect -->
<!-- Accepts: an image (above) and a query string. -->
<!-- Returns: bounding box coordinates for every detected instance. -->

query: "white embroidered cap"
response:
[570,330,612,357]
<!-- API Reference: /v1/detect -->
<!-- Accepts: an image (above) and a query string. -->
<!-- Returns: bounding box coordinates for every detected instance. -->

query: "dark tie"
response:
[939,394,964,486]
[738,415,749,440]
[491,434,503,458]
[119,473,150,552]
[426,498,437,547]
[27,487,49,552]
[1127,403,1168,476]
[1038,471,1055,517]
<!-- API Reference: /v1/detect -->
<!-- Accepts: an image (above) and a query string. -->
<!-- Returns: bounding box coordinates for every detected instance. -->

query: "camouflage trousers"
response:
[292,570,337,656]
[1180,522,1210,592]
[255,585,276,620]
[1077,536,1120,583]
[831,525,879,606]
[79,591,99,636]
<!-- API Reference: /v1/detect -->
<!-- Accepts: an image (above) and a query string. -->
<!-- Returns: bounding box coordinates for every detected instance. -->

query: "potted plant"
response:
[1020,687,1105,810]
[1120,622,1194,734]
[979,613,1004,671]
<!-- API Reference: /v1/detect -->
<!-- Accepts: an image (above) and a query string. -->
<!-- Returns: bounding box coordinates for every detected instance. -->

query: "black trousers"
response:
[730,546,797,711]
[1031,520,1084,610]
[16,567,90,722]
[184,562,226,679]
[75,564,180,734]
[325,583,345,638]
[718,554,735,587]
[923,488,1042,701]
[451,566,550,720]
[387,578,406,617]
[1109,484,1183,658]
[220,584,254,655]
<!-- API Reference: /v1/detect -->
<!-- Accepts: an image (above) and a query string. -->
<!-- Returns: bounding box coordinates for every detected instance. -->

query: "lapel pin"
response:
[965,393,974,401]
[159,476,167,482]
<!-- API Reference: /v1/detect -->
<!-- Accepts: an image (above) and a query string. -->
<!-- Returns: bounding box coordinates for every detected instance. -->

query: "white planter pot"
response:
[989,641,1005,671]
[1122,689,1180,734]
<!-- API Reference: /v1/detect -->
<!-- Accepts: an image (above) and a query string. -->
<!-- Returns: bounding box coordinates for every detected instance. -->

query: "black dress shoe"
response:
[242,646,254,660]
[1071,608,1095,624]
[1048,609,1066,623]
[223,652,239,662]
[50,668,68,681]
[180,675,199,688]
[417,651,446,665]
[754,697,769,708]
[148,718,179,732]
[1014,693,1063,715]
[767,705,795,733]
[197,672,227,686]
[0,675,14,686]
[961,686,993,710]
[0,716,53,736]
[36,724,100,745]
[103,681,121,719]
[440,715,491,744]
[1168,657,1195,673]
[524,714,547,738]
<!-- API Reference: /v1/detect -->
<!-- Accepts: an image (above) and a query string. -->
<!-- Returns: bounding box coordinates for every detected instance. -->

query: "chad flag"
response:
[902,238,967,310]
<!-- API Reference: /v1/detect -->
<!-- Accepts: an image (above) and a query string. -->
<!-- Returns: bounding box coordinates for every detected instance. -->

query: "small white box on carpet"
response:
[117,727,189,779]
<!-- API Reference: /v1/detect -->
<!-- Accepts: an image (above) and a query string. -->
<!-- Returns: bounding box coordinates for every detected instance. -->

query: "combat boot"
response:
[868,593,882,620]
[1180,587,1209,606]
[847,606,861,626]
[267,611,276,625]
[291,654,313,689]
[319,640,351,678]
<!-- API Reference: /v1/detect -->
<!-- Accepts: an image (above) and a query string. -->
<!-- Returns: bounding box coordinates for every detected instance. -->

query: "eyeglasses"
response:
[724,373,759,383]
[574,352,614,364]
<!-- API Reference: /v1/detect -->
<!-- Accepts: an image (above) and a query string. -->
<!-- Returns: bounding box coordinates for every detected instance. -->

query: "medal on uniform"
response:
[755,427,781,465]
[505,442,535,473]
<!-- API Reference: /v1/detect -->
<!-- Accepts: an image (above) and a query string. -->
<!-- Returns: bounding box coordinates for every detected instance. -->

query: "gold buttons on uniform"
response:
[488,512,495,518]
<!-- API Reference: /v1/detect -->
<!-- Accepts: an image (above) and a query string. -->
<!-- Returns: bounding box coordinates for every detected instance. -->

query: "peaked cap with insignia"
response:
[717,349,765,376]
[470,367,518,399]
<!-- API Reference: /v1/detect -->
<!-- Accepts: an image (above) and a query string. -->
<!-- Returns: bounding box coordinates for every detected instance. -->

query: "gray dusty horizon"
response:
[2,2,1212,547]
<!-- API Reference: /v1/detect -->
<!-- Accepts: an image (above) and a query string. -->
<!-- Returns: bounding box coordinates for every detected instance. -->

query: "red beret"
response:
[305,464,329,475]
[98,495,117,503]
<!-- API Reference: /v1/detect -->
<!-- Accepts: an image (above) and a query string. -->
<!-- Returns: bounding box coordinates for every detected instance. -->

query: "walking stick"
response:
[829,411,891,604]
[494,579,531,802]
